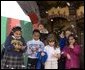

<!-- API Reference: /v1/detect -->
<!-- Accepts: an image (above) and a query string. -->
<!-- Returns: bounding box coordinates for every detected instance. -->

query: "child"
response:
[44,34,61,69]
[1,26,26,69]
[59,30,66,50]
[26,29,47,69]
[58,30,72,69]
[58,30,67,69]
[62,34,81,69]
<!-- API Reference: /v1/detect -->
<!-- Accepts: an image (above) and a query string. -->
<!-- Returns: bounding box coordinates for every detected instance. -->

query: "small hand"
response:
[52,52,57,57]
[59,33,64,38]
[67,54,71,59]
[41,52,45,56]
[33,47,37,51]
[69,45,74,49]
[21,46,26,50]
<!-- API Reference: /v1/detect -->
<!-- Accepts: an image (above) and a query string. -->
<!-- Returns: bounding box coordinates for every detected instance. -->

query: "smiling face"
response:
[33,32,40,41]
[68,36,75,45]
[13,31,22,39]
[49,41,55,47]
[38,24,44,31]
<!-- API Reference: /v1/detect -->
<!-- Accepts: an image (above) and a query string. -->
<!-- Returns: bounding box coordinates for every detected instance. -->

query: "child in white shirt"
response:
[44,34,61,69]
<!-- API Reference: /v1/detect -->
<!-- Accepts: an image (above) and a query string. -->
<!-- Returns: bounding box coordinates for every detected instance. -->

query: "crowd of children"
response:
[1,24,81,69]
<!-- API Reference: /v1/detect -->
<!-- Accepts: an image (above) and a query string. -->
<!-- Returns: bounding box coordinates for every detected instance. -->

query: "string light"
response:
[11,68,14,69]
[6,65,9,67]
[75,35,78,37]
[46,11,48,13]
[22,65,26,68]
[81,33,83,35]
[71,24,75,28]
[51,19,53,21]
[67,2,70,6]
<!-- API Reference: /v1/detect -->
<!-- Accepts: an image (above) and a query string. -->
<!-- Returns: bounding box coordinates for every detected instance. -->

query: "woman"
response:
[38,23,48,45]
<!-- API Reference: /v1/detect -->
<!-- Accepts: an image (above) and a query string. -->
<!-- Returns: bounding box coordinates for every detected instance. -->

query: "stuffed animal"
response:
[11,40,23,52]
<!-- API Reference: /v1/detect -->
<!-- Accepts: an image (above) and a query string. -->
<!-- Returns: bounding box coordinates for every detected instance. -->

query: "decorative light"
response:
[6,65,9,67]
[22,65,26,68]
[46,11,48,13]
[71,24,75,28]
[75,35,78,37]
[51,19,53,21]
[81,33,83,35]
[11,68,14,69]
[67,2,70,6]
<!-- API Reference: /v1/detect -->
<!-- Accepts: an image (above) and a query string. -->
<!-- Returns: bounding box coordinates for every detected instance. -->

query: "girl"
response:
[44,34,61,69]
[63,34,81,69]
[1,26,26,69]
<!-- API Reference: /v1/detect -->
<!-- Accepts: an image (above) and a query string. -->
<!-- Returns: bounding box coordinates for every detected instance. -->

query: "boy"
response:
[26,29,45,69]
